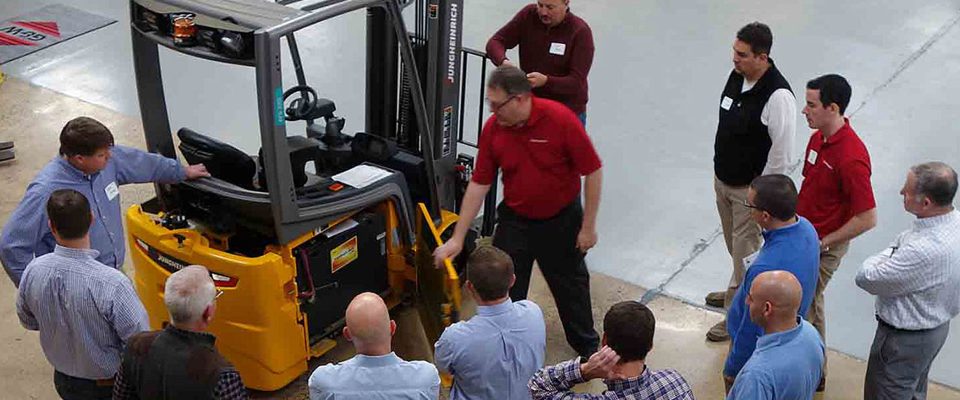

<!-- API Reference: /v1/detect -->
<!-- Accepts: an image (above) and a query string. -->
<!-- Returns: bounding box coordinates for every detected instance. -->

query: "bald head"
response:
[164,265,216,325]
[344,293,394,352]
[748,271,803,329]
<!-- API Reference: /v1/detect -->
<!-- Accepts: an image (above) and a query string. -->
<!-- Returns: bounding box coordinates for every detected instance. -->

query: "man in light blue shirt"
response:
[309,292,440,400]
[728,271,824,400]
[17,189,150,399]
[435,246,546,400]
[1,116,209,287]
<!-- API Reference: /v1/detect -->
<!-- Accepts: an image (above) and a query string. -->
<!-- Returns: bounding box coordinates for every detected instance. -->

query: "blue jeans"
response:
[577,112,587,127]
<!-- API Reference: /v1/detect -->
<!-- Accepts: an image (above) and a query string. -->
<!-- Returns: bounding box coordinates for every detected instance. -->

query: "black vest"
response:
[120,325,235,399]
[713,60,793,186]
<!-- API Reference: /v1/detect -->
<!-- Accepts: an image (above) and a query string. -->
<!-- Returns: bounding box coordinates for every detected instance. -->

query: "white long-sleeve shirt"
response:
[741,80,797,176]
[857,209,960,330]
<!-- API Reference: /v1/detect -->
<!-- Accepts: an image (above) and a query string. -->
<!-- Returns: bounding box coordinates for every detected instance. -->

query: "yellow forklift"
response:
[126,0,494,391]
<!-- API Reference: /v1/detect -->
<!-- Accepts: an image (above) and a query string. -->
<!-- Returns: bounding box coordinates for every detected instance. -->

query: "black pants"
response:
[53,371,113,400]
[493,201,600,357]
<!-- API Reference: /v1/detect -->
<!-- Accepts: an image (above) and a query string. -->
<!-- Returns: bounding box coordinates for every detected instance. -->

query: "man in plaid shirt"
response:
[529,301,694,399]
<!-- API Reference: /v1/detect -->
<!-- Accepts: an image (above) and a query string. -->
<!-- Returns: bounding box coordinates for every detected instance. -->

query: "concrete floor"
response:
[2,0,960,397]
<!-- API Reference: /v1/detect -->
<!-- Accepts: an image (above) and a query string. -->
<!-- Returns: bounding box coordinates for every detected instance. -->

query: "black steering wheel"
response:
[283,85,318,121]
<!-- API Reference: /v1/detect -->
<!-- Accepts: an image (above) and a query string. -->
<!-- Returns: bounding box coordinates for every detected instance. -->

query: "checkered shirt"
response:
[529,358,694,400]
[113,369,248,399]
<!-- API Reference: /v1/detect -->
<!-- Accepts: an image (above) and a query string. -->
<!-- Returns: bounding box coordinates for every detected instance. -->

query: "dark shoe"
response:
[705,291,726,308]
[817,376,825,392]
[706,320,729,342]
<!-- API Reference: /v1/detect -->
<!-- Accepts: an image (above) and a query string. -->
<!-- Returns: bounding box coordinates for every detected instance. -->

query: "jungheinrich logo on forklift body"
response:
[445,3,458,85]
[136,238,189,273]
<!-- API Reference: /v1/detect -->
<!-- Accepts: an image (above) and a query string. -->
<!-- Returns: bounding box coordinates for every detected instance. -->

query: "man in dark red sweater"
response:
[433,65,603,358]
[486,0,594,125]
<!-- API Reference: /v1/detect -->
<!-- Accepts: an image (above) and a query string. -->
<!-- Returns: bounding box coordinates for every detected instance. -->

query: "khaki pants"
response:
[713,176,762,310]
[805,239,850,377]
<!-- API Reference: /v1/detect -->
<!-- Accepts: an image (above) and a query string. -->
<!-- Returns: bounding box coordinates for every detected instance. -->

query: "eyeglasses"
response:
[486,95,519,112]
[742,199,764,212]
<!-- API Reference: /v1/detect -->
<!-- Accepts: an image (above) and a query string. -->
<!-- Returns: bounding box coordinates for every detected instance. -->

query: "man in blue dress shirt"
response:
[723,174,819,392]
[1,116,209,287]
[727,271,824,400]
[17,189,150,399]
[435,246,546,400]
[309,292,440,400]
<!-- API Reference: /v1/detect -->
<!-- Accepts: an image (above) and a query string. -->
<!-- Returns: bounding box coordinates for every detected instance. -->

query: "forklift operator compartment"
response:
[126,0,481,391]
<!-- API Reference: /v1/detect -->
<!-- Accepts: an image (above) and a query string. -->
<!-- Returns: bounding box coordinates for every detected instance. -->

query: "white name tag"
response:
[549,42,566,56]
[105,181,120,201]
[807,149,818,165]
[720,96,734,110]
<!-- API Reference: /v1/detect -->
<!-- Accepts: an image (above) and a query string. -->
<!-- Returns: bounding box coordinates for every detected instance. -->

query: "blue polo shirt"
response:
[725,217,820,378]
[727,319,824,400]
[1,145,184,286]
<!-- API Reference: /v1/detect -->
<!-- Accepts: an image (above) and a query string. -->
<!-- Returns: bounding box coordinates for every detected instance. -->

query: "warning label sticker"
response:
[331,236,359,273]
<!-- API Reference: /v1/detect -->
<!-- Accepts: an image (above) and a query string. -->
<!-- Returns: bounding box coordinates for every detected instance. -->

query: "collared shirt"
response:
[308,352,440,400]
[486,4,594,114]
[856,209,960,330]
[727,319,824,400]
[529,358,693,400]
[472,96,602,219]
[1,145,185,286]
[435,299,546,400]
[725,217,820,377]
[796,118,876,237]
[16,245,150,379]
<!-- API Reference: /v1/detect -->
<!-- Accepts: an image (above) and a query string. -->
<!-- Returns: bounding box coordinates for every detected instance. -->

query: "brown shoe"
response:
[705,291,726,308]
[706,320,729,342]
[817,376,825,392]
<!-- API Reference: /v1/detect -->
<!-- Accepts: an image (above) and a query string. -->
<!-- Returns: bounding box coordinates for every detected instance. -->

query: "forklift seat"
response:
[178,128,256,190]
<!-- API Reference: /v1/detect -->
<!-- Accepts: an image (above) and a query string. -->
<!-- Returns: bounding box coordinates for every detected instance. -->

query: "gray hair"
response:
[910,162,958,207]
[487,65,531,96]
[164,265,216,325]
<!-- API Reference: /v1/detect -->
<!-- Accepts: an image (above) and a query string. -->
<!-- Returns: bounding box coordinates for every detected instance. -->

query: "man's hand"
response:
[579,346,624,381]
[185,164,210,180]
[576,226,597,253]
[501,59,515,68]
[433,238,463,268]
[527,72,548,88]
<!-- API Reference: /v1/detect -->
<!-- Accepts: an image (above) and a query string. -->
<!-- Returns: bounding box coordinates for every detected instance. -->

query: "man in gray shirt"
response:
[435,246,546,400]
[857,161,960,400]
[17,189,150,399]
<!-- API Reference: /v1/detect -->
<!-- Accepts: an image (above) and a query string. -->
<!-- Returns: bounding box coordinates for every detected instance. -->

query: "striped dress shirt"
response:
[857,209,960,330]
[529,358,694,400]
[16,245,150,379]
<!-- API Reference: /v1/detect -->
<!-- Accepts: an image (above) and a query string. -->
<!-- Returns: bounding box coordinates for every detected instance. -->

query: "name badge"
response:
[720,96,734,110]
[549,42,566,56]
[105,181,120,201]
[807,149,818,165]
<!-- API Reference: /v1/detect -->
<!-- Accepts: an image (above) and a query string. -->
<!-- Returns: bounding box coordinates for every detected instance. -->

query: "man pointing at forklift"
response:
[434,65,603,359]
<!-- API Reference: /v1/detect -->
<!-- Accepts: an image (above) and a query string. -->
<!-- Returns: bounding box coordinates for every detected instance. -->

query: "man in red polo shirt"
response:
[797,73,877,390]
[433,65,603,358]
[486,0,594,125]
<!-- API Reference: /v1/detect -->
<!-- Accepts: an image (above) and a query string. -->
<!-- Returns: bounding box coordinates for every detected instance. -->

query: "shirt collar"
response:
[822,118,853,146]
[525,96,547,126]
[165,324,218,348]
[53,244,100,260]
[914,209,959,230]
[351,352,403,367]
[605,364,651,391]
[476,298,514,317]
[55,156,96,180]
[761,217,801,239]
[756,317,804,351]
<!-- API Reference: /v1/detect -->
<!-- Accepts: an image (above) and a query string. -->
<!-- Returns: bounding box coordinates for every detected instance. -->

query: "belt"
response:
[56,371,115,387]
[875,315,936,333]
